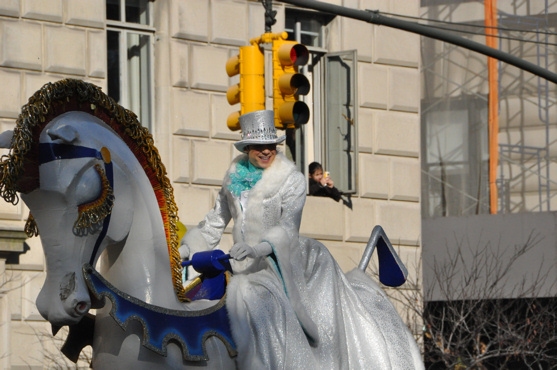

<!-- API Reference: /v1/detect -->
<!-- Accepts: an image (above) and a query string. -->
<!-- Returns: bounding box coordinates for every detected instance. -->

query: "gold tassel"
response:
[24,213,39,237]
[74,164,114,231]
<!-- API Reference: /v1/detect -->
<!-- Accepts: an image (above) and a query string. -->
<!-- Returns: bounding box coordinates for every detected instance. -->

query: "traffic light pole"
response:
[261,0,277,33]
[279,0,557,84]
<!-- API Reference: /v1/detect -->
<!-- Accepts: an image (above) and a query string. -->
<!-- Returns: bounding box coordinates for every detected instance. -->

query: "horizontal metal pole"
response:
[279,0,557,84]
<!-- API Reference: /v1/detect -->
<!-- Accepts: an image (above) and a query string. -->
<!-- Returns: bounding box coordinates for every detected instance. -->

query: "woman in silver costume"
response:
[180,110,423,369]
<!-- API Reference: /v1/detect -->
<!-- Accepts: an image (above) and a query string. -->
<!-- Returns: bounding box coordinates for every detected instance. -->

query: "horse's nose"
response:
[64,286,92,319]
[36,273,91,325]
[74,300,90,315]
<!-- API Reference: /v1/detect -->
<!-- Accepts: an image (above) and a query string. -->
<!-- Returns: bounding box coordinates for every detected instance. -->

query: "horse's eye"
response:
[74,165,103,206]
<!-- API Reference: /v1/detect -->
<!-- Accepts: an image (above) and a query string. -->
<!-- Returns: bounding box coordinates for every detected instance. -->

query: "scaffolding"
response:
[421,0,557,217]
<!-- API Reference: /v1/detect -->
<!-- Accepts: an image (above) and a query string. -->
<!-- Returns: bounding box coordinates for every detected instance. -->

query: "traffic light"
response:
[225,44,265,131]
[272,33,310,129]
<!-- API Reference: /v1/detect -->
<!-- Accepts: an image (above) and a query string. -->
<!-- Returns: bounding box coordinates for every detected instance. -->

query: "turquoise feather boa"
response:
[228,159,263,197]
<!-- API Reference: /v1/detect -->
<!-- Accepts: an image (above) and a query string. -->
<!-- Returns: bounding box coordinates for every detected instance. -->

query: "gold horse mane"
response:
[0,79,188,302]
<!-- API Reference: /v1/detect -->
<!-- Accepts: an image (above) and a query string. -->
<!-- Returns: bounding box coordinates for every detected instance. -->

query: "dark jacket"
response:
[308,178,342,202]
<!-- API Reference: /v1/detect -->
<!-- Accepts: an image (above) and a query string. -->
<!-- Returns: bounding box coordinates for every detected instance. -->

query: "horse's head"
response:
[18,111,134,326]
[0,79,185,328]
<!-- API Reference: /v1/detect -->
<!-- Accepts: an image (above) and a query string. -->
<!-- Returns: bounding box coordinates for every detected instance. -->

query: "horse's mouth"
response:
[48,291,98,338]
[51,324,63,336]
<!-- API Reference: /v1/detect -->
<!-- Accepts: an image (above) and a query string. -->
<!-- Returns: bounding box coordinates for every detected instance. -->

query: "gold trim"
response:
[24,213,39,237]
[74,164,114,232]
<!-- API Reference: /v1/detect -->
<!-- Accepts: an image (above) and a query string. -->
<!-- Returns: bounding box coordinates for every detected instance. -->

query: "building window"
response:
[422,98,489,218]
[106,0,154,131]
[285,10,357,194]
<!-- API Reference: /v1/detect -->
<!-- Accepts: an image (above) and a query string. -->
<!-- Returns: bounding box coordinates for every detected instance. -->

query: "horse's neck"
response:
[99,169,182,309]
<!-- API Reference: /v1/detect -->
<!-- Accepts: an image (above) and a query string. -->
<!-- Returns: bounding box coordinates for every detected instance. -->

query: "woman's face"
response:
[247,144,277,169]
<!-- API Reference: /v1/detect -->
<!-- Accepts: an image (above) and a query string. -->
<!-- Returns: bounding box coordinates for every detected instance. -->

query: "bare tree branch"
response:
[390,232,557,369]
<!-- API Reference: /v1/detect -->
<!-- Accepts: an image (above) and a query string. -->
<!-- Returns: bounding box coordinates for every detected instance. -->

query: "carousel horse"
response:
[0,79,418,369]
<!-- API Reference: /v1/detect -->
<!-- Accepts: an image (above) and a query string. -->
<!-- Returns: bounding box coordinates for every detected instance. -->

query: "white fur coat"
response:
[183,153,424,369]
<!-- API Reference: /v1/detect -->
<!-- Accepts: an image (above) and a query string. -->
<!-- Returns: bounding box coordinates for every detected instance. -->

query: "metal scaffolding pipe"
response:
[485,0,499,214]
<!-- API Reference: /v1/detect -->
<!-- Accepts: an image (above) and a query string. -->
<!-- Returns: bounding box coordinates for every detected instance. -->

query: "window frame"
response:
[322,50,358,194]
[421,97,489,218]
[106,0,155,131]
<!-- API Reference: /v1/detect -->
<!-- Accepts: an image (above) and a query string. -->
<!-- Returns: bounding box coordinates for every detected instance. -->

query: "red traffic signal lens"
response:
[278,42,309,67]
[290,44,309,66]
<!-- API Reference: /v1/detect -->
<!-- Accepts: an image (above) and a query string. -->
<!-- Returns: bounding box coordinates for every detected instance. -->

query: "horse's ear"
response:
[0,130,13,149]
[47,125,79,144]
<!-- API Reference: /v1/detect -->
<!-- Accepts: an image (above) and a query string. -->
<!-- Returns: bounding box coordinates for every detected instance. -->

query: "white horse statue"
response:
[0,79,422,369]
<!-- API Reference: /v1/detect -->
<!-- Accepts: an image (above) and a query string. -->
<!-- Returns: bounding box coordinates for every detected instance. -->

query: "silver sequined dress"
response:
[183,153,424,369]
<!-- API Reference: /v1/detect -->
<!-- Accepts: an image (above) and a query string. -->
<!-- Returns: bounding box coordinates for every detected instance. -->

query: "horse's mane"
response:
[0,79,188,302]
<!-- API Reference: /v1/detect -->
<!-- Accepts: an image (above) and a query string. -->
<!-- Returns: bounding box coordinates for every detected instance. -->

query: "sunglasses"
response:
[247,144,277,151]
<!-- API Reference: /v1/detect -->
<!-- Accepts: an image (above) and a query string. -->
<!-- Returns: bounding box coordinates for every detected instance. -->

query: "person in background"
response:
[308,161,342,202]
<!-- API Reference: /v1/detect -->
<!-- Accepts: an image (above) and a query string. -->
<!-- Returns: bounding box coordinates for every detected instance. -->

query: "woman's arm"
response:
[181,185,232,255]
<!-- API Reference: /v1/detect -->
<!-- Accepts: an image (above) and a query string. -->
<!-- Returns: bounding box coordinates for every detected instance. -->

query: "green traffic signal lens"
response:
[292,101,310,124]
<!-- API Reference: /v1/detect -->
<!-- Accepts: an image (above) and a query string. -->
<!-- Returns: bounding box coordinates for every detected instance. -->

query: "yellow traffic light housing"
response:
[225,44,265,131]
[225,32,311,131]
[272,32,310,129]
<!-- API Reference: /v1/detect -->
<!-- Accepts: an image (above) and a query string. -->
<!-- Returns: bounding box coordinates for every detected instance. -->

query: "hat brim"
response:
[234,135,287,152]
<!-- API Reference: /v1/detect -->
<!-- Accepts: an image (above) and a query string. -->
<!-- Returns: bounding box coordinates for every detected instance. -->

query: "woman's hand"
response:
[230,242,252,261]
[179,242,190,260]
[230,241,272,260]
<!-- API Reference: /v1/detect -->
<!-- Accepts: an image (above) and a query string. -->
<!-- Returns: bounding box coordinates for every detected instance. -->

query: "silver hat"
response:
[234,110,286,152]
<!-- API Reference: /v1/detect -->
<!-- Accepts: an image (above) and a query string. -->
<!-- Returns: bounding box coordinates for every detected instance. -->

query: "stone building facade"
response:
[0,0,421,368]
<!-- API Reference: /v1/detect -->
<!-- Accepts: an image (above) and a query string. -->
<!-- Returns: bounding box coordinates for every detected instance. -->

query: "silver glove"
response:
[230,241,272,261]
[178,242,190,260]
